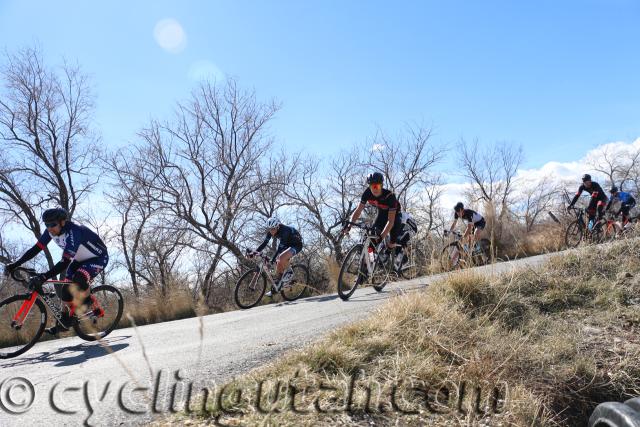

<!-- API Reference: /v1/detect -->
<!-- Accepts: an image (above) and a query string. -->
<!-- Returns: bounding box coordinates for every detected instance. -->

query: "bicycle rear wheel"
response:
[0,294,47,359]
[281,264,310,301]
[234,269,267,309]
[337,244,366,301]
[472,239,492,266]
[74,285,124,341]
[400,244,425,280]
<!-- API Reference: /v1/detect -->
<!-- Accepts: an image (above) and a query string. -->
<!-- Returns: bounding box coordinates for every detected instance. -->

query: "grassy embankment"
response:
[161,238,640,426]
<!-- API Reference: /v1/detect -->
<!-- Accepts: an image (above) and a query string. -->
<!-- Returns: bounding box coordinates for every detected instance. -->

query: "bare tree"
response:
[117,79,280,301]
[364,124,445,209]
[457,139,523,240]
[516,175,560,232]
[285,150,363,262]
[0,47,101,267]
[586,143,640,191]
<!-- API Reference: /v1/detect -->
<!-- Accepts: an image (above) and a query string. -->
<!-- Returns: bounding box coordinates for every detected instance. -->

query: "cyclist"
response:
[450,202,486,254]
[606,186,636,226]
[344,172,406,271]
[567,174,608,229]
[251,216,303,297]
[4,208,109,335]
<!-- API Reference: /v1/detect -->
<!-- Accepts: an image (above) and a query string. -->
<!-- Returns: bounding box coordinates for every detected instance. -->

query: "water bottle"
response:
[588,219,594,231]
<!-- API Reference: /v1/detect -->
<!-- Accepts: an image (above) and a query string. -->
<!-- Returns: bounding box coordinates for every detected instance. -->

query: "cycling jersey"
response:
[256,224,303,253]
[616,191,635,205]
[570,182,607,206]
[454,209,484,224]
[37,221,108,262]
[360,188,401,213]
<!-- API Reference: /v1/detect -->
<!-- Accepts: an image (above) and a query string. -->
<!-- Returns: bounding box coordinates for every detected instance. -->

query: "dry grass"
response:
[118,286,204,328]
[159,238,640,426]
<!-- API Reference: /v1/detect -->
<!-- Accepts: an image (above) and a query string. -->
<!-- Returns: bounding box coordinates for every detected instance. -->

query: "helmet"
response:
[366,172,384,185]
[265,216,279,230]
[582,174,592,182]
[42,208,68,223]
[610,186,618,193]
[454,202,464,211]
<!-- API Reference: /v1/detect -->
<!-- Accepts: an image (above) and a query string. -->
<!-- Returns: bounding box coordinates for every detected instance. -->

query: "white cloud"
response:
[429,137,640,217]
[371,144,384,152]
[188,60,225,82]
[516,137,640,187]
[153,19,187,54]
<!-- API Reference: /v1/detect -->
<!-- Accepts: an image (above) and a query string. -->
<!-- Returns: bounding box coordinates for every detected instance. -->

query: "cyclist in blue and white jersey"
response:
[5,208,109,334]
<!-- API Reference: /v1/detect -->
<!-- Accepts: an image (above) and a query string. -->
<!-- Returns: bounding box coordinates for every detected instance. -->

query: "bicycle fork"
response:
[11,292,39,329]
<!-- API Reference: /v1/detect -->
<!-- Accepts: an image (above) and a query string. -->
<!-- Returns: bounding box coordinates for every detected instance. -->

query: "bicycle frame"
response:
[247,253,285,291]
[346,221,386,277]
[12,280,70,328]
[9,268,100,328]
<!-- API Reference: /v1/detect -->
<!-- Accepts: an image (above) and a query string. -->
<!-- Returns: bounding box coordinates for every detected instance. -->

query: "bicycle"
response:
[0,267,124,359]
[234,250,311,309]
[337,221,411,301]
[564,206,607,247]
[440,230,492,271]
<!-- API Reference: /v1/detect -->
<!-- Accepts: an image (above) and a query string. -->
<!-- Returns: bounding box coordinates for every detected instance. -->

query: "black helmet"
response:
[582,174,592,182]
[454,202,464,211]
[42,208,68,224]
[366,172,384,185]
[610,186,618,194]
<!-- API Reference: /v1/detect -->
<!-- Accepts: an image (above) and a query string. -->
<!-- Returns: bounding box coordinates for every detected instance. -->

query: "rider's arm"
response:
[350,202,366,224]
[10,231,51,267]
[42,257,72,280]
[11,244,43,267]
[255,233,272,253]
[568,185,584,208]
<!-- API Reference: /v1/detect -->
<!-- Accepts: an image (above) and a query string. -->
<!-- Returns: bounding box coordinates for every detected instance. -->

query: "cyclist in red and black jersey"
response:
[344,172,405,266]
[567,174,608,226]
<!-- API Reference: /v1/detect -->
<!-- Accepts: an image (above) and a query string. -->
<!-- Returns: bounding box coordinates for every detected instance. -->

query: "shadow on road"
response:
[0,335,131,368]
[275,293,341,307]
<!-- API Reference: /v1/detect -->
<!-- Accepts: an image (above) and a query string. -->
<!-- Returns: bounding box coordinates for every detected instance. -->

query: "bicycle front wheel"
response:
[440,243,462,272]
[565,220,583,248]
[0,294,47,359]
[337,244,366,301]
[234,269,267,309]
[74,285,124,341]
[281,264,311,301]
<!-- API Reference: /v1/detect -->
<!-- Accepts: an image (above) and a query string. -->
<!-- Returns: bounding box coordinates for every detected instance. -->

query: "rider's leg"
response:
[596,200,606,225]
[621,204,632,226]
[276,248,294,276]
[67,257,108,315]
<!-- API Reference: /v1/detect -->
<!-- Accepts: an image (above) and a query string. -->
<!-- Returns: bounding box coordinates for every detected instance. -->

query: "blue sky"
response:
[1,0,639,171]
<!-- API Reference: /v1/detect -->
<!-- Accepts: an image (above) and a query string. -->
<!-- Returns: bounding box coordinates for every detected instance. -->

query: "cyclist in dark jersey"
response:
[344,172,406,268]
[606,186,636,225]
[567,174,608,227]
[450,202,485,251]
[4,208,109,334]
[252,216,303,296]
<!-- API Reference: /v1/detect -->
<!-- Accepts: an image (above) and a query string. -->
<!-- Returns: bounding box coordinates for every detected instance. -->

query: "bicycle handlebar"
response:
[7,267,37,284]
[444,229,462,238]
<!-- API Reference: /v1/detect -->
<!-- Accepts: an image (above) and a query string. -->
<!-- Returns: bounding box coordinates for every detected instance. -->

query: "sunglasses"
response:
[369,183,382,190]
[45,222,59,228]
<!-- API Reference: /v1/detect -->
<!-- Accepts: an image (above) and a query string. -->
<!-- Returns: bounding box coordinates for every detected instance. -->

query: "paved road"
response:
[0,253,551,426]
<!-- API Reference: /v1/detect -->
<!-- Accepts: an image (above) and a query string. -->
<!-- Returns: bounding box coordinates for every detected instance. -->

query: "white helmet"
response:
[265,216,279,230]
